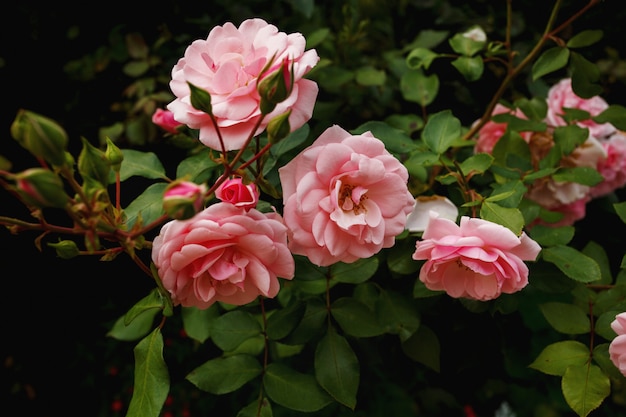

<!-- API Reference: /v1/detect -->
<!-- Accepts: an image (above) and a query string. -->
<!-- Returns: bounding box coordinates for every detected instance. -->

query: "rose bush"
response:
[5,2,626,417]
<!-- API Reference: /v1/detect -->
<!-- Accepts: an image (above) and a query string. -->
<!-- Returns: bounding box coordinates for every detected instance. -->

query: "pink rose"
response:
[545,78,615,138]
[590,131,626,198]
[167,18,320,151]
[473,103,531,154]
[152,108,183,134]
[278,125,415,267]
[609,312,626,377]
[151,202,295,309]
[215,177,260,210]
[412,214,541,301]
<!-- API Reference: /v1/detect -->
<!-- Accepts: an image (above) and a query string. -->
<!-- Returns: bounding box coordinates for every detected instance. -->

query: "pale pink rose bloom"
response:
[526,135,606,208]
[151,202,295,309]
[405,195,458,233]
[167,18,320,151]
[215,177,260,210]
[412,214,541,301]
[545,78,615,139]
[590,131,626,198]
[152,108,183,134]
[278,125,415,267]
[473,103,531,154]
[609,312,626,377]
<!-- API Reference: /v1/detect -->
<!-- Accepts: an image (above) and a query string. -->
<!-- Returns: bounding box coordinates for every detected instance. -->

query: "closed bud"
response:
[257,58,293,115]
[188,82,213,115]
[78,137,111,186]
[215,176,260,210]
[266,110,292,144]
[13,168,70,209]
[105,137,124,172]
[163,180,207,220]
[10,109,69,166]
[48,240,80,259]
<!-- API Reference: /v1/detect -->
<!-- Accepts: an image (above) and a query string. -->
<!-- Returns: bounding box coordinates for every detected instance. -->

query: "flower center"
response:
[338,182,368,215]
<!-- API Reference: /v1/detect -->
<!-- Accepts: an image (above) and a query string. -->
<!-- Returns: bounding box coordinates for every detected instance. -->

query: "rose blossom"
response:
[278,125,415,267]
[590,131,626,198]
[609,312,626,377]
[545,78,615,139]
[405,195,459,233]
[152,108,183,134]
[412,213,541,301]
[215,177,260,210]
[151,202,295,309]
[167,18,320,151]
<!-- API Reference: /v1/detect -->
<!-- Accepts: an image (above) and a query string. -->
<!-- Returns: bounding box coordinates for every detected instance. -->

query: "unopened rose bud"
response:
[13,168,70,209]
[105,137,124,172]
[48,240,80,259]
[257,58,293,115]
[163,180,207,220]
[10,109,69,166]
[215,177,260,210]
[187,82,213,116]
[152,108,183,134]
[266,110,292,144]
[78,137,111,187]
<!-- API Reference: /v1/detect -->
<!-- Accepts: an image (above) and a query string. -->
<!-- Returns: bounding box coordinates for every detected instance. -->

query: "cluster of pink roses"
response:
[150,18,417,309]
[147,18,554,316]
[474,78,626,227]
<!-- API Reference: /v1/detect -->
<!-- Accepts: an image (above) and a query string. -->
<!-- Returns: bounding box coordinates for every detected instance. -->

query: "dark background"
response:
[3,1,626,416]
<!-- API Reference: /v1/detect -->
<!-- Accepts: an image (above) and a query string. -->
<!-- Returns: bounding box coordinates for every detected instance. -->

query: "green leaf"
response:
[450,56,484,82]
[107,308,159,342]
[562,364,610,417]
[270,124,310,158]
[182,304,220,344]
[355,66,386,86]
[594,104,626,130]
[582,241,613,285]
[116,149,167,182]
[331,297,385,337]
[532,47,570,81]
[124,288,165,326]
[421,110,461,154]
[266,301,306,340]
[405,47,440,70]
[539,302,591,334]
[282,298,328,345]
[123,182,167,228]
[376,289,421,341]
[614,201,626,224]
[263,363,333,412]
[459,152,493,175]
[401,325,440,372]
[528,225,575,247]
[237,398,273,417]
[542,245,601,283]
[186,354,262,394]
[552,166,603,186]
[210,310,262,351]
[593,343,625,380]
[570,53,602,97]
[479,201,524,235]
[330,257,379,284]
[553,124,591,154]
[175,150,219,183]
[566,29,603,48]
[126,328,169,417]
[315,326,360,409]
[400,69,439,106]
[529,340,589,376]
